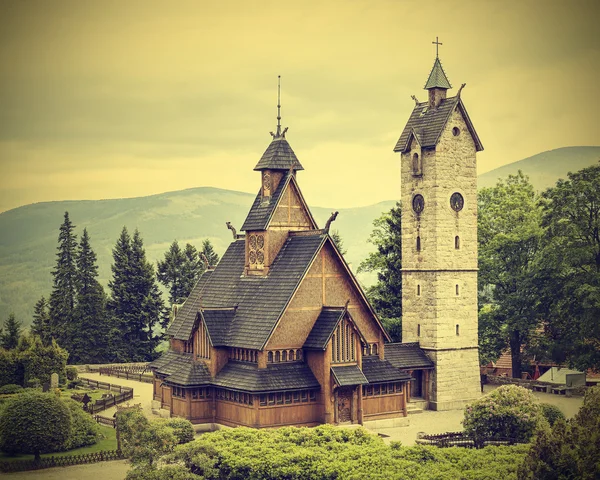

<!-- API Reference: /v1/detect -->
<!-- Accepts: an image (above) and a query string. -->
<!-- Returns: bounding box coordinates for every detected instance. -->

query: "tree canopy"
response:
[1,313,21,350]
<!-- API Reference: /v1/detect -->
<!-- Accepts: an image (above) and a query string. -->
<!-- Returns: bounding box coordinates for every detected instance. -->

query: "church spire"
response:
[424,37,451,108]
[270,75,288,140]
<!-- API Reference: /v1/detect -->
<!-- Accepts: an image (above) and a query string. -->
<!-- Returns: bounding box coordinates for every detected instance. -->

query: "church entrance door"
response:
[411,370,423,398]
[337,387,353,423]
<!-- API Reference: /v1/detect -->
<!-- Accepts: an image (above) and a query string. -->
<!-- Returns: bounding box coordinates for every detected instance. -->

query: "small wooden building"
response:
[150,120,424,427]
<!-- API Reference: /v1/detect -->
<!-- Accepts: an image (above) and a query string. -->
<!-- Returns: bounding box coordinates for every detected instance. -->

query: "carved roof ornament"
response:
[457,83,466,98]
[324,211,339,232]
[411,95,419,106]
[226,222,237,239]
[201,253,211,270]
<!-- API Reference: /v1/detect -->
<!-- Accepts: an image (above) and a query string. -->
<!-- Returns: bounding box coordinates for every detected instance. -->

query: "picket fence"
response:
[0,450,124,473]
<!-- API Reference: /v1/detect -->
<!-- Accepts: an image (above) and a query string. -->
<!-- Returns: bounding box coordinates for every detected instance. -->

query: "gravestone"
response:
[42,382,50,392]
[50,372,59,389]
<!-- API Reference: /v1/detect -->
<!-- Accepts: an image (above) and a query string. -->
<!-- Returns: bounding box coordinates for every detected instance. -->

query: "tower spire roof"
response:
[424,38,451,90]
[254,76,304,171]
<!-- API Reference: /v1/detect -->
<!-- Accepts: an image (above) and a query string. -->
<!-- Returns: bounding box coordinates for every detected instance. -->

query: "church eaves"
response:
[424,57,452,90]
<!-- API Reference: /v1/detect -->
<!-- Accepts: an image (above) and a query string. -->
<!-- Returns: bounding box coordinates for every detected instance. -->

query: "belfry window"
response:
[412,152,422,176]
[417,284,421,296]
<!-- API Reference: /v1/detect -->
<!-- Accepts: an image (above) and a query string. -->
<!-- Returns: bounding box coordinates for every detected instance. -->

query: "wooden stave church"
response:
[149,108,435,428]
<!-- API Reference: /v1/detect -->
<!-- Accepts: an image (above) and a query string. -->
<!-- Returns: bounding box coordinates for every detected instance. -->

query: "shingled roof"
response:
[424,57,452,89]
[167,270,213,340]
[362,356,412,383]
[303,307,345,350]
[331,365,369,386]
[149,350,211,386]
[213,361,320,392]
[254,137,304,171]
[385,342,434,370]
[393,96,483,153]
[241,172,289,231]
[202,308,236,346]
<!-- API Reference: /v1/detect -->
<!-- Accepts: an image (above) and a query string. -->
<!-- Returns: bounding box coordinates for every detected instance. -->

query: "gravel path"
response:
[1,460,130,480]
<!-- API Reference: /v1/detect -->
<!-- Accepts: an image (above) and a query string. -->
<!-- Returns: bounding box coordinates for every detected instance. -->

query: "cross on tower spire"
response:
[432,36,442,58]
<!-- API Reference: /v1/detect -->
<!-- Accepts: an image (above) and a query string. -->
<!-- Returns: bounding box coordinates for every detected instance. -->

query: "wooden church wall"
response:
[271,182,313,229]
[267,242,383,350]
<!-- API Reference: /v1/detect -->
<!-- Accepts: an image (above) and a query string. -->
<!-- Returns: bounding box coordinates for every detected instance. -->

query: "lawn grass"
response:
[0,425,117,462]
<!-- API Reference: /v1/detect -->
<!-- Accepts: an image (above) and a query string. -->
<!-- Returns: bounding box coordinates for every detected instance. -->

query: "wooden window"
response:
[276,393,283,405]
[367,386,373,396]
[197,321,210,359]
[268,394,275,406]
[296,349,302,360]
[293,392,300,403]
[249,395,253,406]
[381,384,388,395]
[289,350,295,361]
[374,385,380,396]
[332,318,356,364]
[351,333,355,360]
[362,386,367,397]
[260,394,267,406]
[301,391,308,403]
[309,391,316,402]
[192,389,198,399]
[284,392,292,404]
[371,343,378,356]
[275,351,281,362]
[282,350,287,361]
[268,351,273,363]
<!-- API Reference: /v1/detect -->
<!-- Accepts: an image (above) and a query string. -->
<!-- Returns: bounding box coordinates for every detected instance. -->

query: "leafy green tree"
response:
[31,296,50,345]
[519,385,600,480]
[63,398,101,449]
[358,202,402,341]
[1,313,21,350]
[478,172,544,378]
[109,228,167,361]
[463,385,546,445]
[200,239,220,267]
[157,240,188,305]
[330,230,347,256]
[48,212,78,348]
[0,348,24,387]
[71,228,111,364]
[538,164,600,371]
[23,336,69,386]
[0,391,72,461]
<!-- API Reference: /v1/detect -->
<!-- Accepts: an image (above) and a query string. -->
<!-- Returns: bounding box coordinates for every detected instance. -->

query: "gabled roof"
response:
[254,137,304,171]
[167,270,213,340]
[149,350,211,386]
[393,96,483,153]
[362,356,412,383]
[385,342,434,370]
[303,307,368,350]
[202,308,236,346]
[331,365,369,386]
[200,233,327,349]
[424,57,452,89]
[213,361,320,392]
[241,172,318,232]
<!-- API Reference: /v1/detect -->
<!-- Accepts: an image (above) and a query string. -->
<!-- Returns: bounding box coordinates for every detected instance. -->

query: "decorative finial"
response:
[226,221,237,239]
[324,211,339,232]
[457,83,466,97]
[432,36,443,58]
[270,76,288,139]
[411,95,419,105]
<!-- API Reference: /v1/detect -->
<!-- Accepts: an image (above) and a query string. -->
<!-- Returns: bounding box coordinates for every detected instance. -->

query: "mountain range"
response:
[1,146,598,327]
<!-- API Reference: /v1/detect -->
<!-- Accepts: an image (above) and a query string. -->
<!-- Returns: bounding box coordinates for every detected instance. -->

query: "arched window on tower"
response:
[412,152,422,176]
[416,236,421,252]
[455,236,460,249]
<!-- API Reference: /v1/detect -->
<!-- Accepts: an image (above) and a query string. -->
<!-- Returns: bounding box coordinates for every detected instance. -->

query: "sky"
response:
[0,0,598,213]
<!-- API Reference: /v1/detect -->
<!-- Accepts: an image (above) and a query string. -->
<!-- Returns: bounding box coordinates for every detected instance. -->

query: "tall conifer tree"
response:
[48,212,78,348]
[72,228,110,364]
[31,296,50,345]
[183,243,205,296]
[157,240,187,305]
[108,227,166,361]
[1,313,21,350]
[200,239,220,267]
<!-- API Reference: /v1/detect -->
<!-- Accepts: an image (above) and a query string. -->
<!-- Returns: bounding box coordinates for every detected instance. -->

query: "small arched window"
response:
[412,152,421,176]
[268,351,273,363]
[417,324,421,336]
[372,344,378,356]
[455,236,460,249]
[416,236,421,252]
[275,351,281,362]
[296,349,302,360]
[289,350,295,361]
[282,350,287,362]
[456,324,460,335]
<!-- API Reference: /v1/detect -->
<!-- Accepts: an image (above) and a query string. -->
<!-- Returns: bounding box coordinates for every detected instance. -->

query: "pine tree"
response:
[31,296,50,345]
[72,228,110,364]
[1,313,21,350]
[48,212,78,348]
[108,227,166,361]
[330,230,347,256]
[157,240,187,305]
[183,243,205,297]
[201,239,220,268]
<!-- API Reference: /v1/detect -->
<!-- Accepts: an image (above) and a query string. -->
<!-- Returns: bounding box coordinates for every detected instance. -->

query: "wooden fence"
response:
[99,365,153,384]
[78,377,134,414]
[415,431,523,448]
[93,414,117,428]
[0,450,124,473]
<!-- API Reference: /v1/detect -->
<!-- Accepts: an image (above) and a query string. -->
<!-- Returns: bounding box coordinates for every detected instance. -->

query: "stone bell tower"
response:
[393,39,483,410]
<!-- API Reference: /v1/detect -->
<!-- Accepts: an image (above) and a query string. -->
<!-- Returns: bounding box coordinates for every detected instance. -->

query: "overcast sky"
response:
[0,0,598,213]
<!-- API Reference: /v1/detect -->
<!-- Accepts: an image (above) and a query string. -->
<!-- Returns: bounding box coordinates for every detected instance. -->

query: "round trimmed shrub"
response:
[539,403,565,426]
[0,391,72,460]
[63,398,100,449]
[66,366,78,381]
[0,384,23,394]
[163,418,194,444]
[463,385,546,444]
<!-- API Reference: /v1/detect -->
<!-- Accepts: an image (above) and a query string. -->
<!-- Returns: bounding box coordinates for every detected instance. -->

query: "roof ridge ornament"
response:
[269,76,288,139]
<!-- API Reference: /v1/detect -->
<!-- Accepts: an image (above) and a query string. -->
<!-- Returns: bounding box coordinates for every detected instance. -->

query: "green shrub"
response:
[63,398,101,449]
[0,391,72,460]
[463,385,546,444]
[539,402,565,426]
[66,366,79,381]
[23,337,68,386]
[0,384,23,394]
[162,418,194,444]
[0,349,24,387]
[26,377,41,389]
